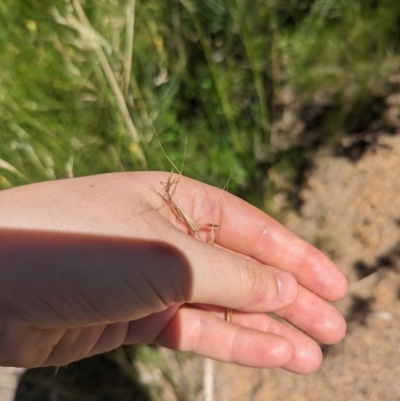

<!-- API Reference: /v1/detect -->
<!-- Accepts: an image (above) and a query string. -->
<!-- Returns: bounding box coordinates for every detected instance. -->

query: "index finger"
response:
[216,192,347,301]
[177,177,347,302]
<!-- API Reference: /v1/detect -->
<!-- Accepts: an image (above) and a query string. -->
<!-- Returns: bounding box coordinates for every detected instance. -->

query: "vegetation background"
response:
[1,0,400,400]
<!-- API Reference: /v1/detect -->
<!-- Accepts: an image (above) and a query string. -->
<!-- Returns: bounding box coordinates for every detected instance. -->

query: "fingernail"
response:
[275,271,298,304]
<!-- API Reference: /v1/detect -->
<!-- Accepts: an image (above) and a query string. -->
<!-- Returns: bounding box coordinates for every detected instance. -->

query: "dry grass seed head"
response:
[155,136,232,324]
[152,170,200,240]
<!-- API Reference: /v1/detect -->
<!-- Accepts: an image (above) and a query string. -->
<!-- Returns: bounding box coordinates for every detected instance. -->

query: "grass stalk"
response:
[0,157,26,180]
[123,0,136,100]
[71,0,147,169]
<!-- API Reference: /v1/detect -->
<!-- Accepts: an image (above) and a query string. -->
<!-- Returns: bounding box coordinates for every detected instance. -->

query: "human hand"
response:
[0,172,347,373]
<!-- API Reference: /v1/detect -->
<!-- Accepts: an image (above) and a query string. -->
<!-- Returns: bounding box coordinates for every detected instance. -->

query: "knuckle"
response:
[251,225,273,258]
[238,258,275,306]
[189,315,208,354]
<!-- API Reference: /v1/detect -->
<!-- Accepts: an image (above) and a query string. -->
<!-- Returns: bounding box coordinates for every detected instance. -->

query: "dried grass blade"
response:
[71,0,147,169]
[123,0,136,100]
[0,158,26,180]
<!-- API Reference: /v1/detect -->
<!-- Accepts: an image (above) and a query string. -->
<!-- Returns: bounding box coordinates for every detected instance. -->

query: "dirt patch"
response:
[215,129,400,400]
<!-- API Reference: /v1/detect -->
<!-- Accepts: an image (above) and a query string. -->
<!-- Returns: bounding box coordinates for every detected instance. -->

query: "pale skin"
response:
[0,172,347,373]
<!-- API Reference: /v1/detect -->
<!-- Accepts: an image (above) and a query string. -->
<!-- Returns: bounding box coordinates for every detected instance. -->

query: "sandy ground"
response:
[210,75,400,401]
[214,132,400,401]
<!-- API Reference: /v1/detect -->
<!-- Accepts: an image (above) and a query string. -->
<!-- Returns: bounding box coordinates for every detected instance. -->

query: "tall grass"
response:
[1,0,399,202]
[2,1,400,398]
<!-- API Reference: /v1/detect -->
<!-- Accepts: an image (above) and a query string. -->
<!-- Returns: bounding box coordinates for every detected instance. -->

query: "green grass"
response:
[1,0,400,205]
